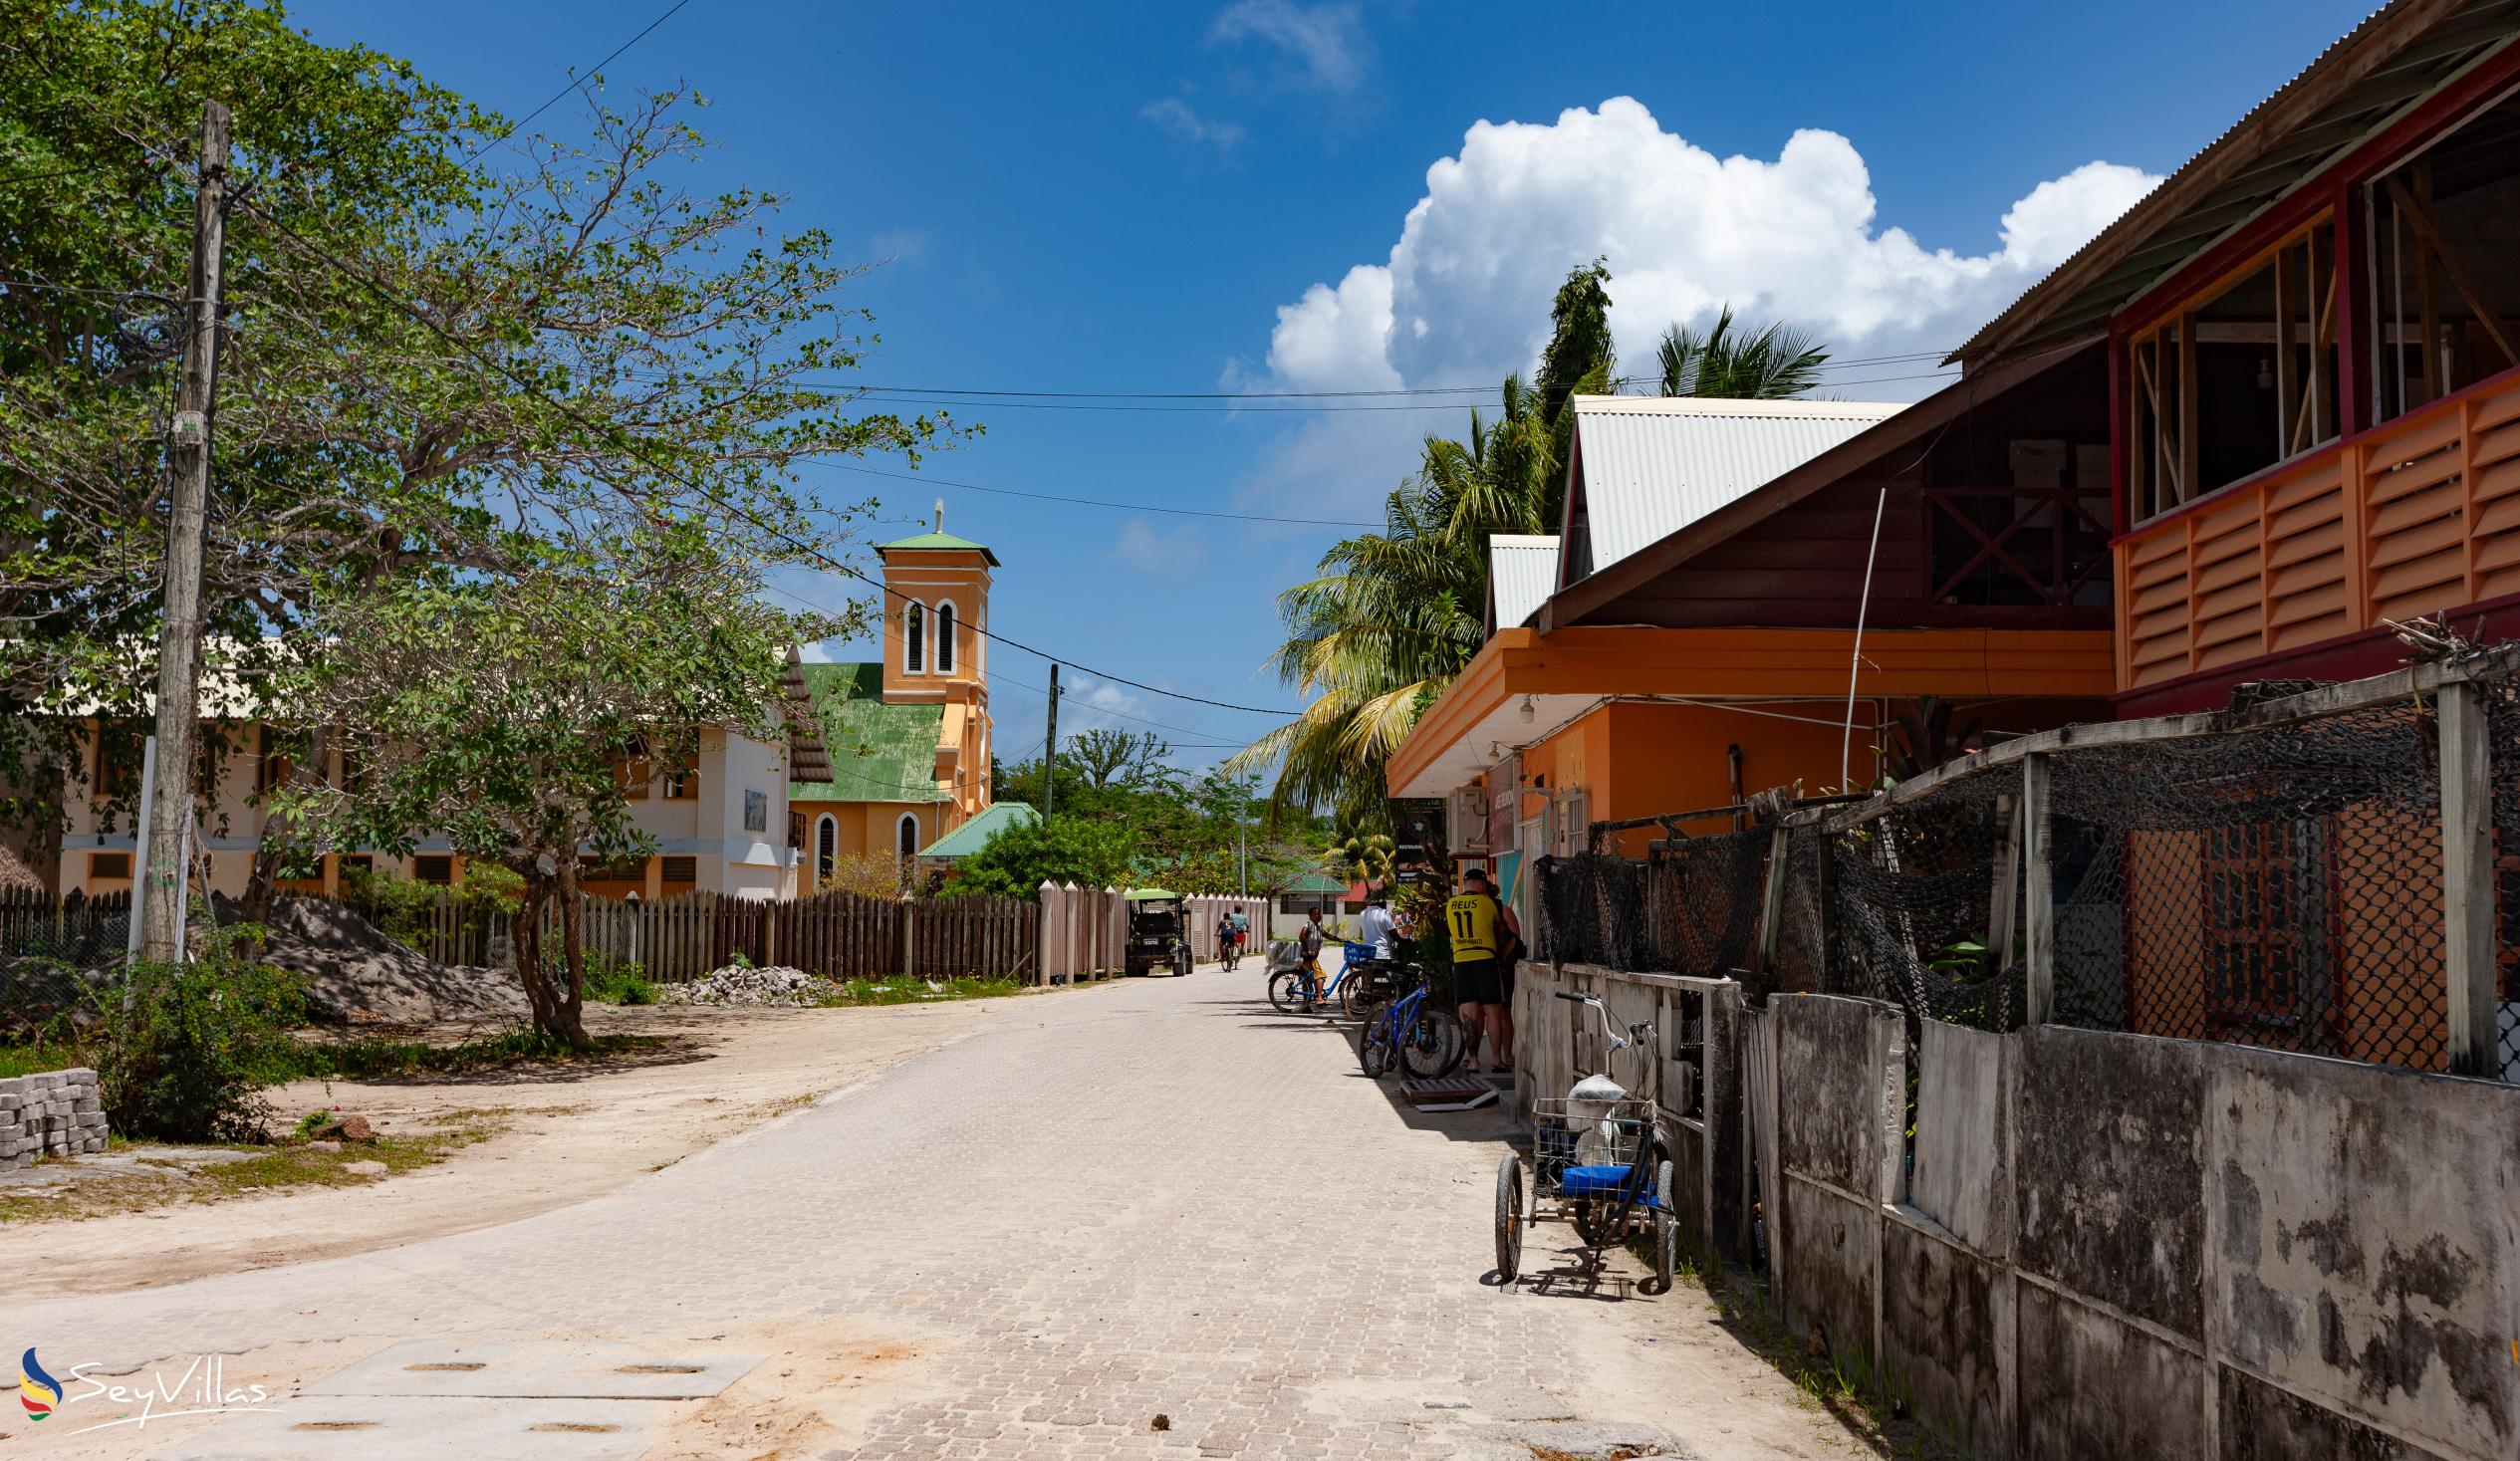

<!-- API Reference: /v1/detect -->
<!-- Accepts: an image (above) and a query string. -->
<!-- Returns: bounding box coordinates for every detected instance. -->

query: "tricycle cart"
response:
[1492,990,1675,1294]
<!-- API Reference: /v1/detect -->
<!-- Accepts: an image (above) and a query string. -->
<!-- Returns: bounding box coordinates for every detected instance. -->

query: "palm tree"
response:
[1654,306,1830,398]
[1240,271,1832,825]
[1231,398,1532,826]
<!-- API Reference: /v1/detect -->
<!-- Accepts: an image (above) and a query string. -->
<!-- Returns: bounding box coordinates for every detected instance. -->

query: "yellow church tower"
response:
[875,502,997,830]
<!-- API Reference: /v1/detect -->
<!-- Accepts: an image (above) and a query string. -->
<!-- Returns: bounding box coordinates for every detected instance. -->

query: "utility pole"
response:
[137,100,231,964]
[1237,773,1250,897]
[1043,664,1060,818]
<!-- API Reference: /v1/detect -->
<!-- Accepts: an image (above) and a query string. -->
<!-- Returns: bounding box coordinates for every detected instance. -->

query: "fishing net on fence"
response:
[2045,698,2447,1072]
[1537,853,1651,969]
[1826,763,2027,1031]
[2466,676,2520,1080]
[1648,824,1771,976]
[1764,827,1830,998]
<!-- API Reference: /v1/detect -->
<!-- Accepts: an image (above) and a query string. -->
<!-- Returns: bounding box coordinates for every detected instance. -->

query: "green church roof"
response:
[918,801,1039,858]
[877,530,1000,566]
[787,661,947,805]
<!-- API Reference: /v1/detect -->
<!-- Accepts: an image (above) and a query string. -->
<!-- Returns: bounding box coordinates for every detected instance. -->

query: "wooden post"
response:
[1987,793,2022,975]
[2435,680,2496,1077]
[137,101,231,963]
[1754,823,1790,976]
[2022,753,2056,1027]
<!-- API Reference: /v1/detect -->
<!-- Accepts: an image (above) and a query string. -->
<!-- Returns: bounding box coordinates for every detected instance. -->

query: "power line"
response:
[459,0,694,165]
[239,196,1301,719]
[805,458,1378,529]
[825,349,1959,401]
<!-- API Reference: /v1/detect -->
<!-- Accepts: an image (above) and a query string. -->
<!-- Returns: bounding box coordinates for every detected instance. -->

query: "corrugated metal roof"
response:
[1571,395,1906,575]
[919,800,1038,858]
[1488,534,1560,630]
[786,661,948,804]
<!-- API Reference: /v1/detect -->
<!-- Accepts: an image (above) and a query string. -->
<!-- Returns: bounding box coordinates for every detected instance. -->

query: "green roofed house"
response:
[788,505,1001,889]
[916,801,1040,865]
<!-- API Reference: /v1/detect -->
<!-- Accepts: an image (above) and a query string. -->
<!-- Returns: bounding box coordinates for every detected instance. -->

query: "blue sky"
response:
[297,0,2374,771]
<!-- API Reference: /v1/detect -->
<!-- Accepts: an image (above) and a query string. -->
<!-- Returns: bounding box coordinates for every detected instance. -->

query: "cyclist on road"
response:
[1444,867,1521,1075]
[1217,910,1242,970]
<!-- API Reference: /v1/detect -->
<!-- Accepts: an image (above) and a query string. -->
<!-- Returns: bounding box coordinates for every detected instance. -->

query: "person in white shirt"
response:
[1357,896,1398,961]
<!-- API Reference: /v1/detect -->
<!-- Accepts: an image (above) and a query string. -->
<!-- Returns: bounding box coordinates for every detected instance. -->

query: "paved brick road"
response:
[5,970,1847,1459]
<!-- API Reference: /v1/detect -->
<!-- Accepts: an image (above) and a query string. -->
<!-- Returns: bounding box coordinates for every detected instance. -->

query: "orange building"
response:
[1389,386,2118,919]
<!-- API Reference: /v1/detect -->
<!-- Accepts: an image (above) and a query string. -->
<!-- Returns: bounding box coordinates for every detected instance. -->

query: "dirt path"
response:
[0,996,1013,1304]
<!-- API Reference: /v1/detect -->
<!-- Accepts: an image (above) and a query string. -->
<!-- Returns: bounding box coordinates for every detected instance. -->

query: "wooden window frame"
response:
[903,602,926,674]
[89,851,131,880]
[934,601,957,675]
[2125,213,2339,527]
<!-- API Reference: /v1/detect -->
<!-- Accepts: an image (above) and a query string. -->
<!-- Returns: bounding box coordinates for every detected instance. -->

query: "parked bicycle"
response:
[1492,991,1674,1294]
[1267,942,1395,1019]
[1357,965,1465,1080]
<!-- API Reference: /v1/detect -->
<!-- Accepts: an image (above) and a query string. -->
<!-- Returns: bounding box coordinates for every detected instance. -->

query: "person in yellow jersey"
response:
[1444,866,1522,1075]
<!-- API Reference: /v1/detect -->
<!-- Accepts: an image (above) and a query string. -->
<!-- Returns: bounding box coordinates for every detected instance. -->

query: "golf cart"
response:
[1125,887,1194,977]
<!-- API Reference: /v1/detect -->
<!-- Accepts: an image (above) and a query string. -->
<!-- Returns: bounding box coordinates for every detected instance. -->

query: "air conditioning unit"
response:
[1451,784,1490,853]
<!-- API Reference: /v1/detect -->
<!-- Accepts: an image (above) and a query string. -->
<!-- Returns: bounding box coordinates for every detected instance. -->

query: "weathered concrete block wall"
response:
[1766,1014,2520,1459]
[0,1066,107,1165]
[1769,994,1903,1368]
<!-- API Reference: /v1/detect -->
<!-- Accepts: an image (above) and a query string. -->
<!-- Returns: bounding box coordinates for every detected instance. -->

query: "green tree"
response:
[0,2,953,892]
[269,525,832,1045]
[941,815,1134,900]
[1654,305,1830,398]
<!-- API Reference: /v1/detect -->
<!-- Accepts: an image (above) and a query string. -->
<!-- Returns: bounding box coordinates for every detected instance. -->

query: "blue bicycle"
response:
[1358,965,1465,1079]
[1267,942,1384,1018]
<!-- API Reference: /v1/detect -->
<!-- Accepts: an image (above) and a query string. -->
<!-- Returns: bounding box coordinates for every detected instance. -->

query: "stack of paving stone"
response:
[0,1067,108,1165]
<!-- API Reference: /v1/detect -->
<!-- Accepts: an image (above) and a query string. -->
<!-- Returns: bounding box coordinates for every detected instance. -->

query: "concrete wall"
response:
[1742,995,2520,1459]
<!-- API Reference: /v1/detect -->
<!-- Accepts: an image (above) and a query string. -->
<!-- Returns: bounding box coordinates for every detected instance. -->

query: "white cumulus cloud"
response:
[1238,98,2157,515]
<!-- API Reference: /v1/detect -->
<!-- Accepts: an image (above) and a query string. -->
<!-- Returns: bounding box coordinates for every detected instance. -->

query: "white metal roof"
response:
[1488,534,1560,630]
[1570,395,1906,575]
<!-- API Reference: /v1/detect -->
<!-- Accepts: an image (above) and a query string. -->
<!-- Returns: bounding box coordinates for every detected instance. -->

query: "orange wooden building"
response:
[1387,384,2119,911]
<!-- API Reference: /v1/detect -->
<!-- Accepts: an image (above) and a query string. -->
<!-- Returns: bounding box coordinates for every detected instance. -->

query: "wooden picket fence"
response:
[0,885,1036,985]
[567,888,1035,983]
[0,887,131,965]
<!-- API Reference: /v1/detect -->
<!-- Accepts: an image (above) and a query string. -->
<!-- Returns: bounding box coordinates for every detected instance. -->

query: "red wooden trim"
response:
[2109,331,2130,538]
[2110,355,2520,547]
[2115,41,2520,337]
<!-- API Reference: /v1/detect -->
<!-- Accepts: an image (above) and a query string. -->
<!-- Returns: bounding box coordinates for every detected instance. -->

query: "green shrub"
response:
[100,947,308,1143]
[340,863,443,948]
[576,951,658,1006]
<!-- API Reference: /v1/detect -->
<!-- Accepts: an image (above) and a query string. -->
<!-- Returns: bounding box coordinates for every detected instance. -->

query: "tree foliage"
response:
[1237,261,1832,824]
[268,526,832,1044]
[1655,306,1831,398]
[0,1,953,890]
[940,815,1134,901]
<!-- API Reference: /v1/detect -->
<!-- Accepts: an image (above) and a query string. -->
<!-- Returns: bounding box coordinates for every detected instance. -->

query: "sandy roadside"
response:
[0,994,1035,1304]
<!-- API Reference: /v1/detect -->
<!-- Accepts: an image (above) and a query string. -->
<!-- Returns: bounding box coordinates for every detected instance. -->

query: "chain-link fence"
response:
[1533,652,2520,1083]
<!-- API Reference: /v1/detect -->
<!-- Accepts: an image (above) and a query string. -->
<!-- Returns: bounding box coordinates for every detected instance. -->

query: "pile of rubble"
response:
[657,963,841,1007]
[253,898,529,1026]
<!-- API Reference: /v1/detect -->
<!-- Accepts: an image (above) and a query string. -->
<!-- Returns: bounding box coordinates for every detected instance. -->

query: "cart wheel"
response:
[1640,1159,1677,1296]
[1267,972,1304,1012]
[1494,1155,1525,1284]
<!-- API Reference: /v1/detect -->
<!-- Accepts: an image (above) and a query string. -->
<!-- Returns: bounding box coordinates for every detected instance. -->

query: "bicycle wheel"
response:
[1494,1155,1525,1284]
[1358,1015,1393,1077]
[1640,1158,1676,1296]
[1267,971,1306,1012]
[1398,1006,1465,1079]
